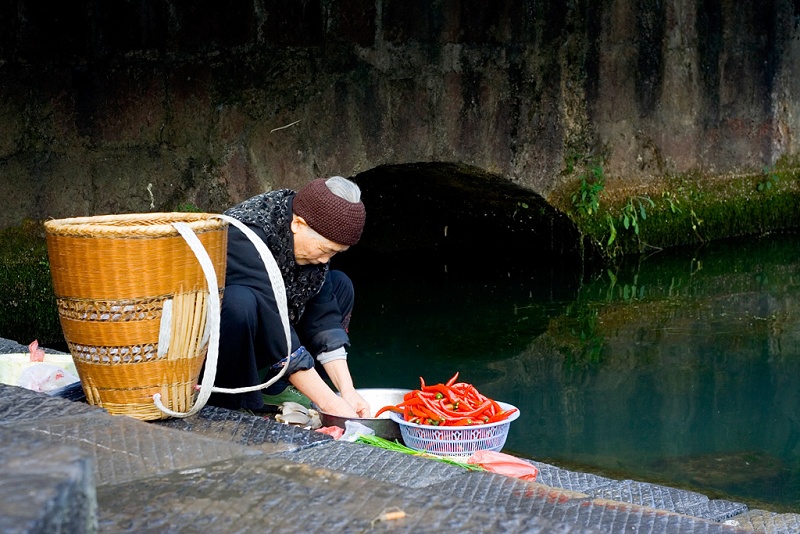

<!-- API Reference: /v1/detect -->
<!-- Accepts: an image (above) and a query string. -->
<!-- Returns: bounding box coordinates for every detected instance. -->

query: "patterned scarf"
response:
[224,189,328,323]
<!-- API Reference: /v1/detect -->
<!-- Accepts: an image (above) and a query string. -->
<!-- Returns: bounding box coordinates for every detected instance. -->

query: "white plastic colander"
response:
[389,401,520,458]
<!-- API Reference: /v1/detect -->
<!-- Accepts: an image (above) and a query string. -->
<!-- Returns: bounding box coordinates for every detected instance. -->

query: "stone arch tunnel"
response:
[346,163,587,273]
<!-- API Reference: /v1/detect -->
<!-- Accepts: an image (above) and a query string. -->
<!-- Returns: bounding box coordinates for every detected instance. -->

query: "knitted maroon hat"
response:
[293,178,366,246]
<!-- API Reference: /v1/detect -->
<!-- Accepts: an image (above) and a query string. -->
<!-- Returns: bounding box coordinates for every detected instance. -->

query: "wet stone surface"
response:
[531,460,616,492]
[0,380,100,421]
[155,405,331,454]
[0,430,97,534]
[730,510,800,533]
[519,460,749,522]
[282,439,469,489]
[583,479,748,521]
[417,471,746,534]
[2,407,260,487]
[95,455,600,534]
[1,338,798,533]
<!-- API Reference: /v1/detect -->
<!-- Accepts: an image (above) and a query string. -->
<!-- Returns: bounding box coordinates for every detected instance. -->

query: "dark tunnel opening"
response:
[332,163,591,291]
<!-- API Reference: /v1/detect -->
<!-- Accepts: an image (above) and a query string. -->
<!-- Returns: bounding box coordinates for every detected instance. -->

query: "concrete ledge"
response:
[0,432,97,534]
[1,337,797,533]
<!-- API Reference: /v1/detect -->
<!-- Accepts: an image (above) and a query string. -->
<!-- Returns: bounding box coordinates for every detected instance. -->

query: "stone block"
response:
[0,431,97,534]
[96,455,597,533]
[584,479,710,514]
[0,383,100,423]
[282,440,466,488]
[3,411,260,487]
[726,510,800,534]
[531,460,615,492]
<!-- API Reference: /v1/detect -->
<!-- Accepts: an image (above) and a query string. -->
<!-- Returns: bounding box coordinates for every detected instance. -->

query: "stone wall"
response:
[0,0,798,229]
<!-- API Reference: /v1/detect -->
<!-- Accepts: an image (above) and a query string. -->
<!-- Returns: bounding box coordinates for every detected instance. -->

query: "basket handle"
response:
[152,214,294,417]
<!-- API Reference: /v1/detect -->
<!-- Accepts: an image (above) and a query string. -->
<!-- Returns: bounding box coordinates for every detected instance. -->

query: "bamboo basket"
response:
[44,212,228,420]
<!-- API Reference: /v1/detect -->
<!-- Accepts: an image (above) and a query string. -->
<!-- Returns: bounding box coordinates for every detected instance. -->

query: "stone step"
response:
[1,335,797,533]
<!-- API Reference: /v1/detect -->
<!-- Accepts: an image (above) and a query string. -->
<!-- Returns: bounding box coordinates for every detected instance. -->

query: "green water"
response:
[337,233,800,513]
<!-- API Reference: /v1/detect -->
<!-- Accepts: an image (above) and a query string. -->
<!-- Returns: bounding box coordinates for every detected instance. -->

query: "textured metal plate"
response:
[96,455,601,533]
[585,479,710,512]
[682,499,750,522]
[726,510,800,534]
[0,383,99,422]
[3,411,259,487]
[532,460,615,492]
[283,440,467,488]
[156,405,331,453]
[428,470,591,515]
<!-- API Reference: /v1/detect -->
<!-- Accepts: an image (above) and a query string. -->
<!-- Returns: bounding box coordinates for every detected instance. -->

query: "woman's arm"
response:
[288,367,360,418]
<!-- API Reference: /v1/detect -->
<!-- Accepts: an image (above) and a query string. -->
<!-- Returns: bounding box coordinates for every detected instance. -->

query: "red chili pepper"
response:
[419,406,444,424]
[449,417,474,426]
[389,376,512,426]
[486,408,518,423]
[454,396,475,411]
[422,383,455,401]
[410,405,429,420]
[417,403,445,423]
[459,399,493,418]
[432,400,462,418]
[469,387,488,403]
[445,371,459,387]
[418,395,450,419]
[405,391,436,403]
[374,405,403,417]
[436,398,492,419]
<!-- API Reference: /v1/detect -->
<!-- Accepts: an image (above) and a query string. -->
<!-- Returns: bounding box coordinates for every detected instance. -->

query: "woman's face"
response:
[291,215,349,265]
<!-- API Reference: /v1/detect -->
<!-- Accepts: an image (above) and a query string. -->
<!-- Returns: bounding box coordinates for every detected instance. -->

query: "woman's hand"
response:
[341,389,370,418]
[321,358,370,417]
[317,394,359,419]
[289,368,359,418]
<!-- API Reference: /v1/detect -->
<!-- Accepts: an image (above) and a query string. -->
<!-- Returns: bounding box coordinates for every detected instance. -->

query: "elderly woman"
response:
[209,176,369,418]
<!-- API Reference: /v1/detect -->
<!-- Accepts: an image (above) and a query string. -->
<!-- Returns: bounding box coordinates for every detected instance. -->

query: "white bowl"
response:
[314,388,411,441]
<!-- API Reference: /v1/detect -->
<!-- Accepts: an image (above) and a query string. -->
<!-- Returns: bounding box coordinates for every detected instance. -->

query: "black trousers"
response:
[206,270,354,410]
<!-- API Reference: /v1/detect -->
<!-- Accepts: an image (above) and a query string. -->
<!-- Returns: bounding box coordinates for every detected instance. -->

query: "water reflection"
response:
[338,233,800,512]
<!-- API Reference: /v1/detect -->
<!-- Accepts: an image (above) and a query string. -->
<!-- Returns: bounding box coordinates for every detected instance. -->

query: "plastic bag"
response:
[28,340,45,362]
[339,420,375,442]
[17,364,80,393]
[467,450,539,481]
[316,426,346,439]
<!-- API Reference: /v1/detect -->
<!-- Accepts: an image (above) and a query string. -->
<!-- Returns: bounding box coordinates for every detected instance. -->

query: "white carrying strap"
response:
[153,214,294,417]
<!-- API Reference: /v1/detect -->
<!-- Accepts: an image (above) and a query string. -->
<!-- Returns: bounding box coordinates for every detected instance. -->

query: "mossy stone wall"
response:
[0,1,798,253]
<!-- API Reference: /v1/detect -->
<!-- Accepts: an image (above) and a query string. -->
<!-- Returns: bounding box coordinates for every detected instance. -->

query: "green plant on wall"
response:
[757,167,779,192]
[176,202,202,213]
[661,190,682,215]
[571,164,605,217]
[606,195,655,247]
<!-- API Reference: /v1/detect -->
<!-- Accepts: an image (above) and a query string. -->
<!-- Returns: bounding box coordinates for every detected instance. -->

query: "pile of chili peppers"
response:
[375,372,518,426]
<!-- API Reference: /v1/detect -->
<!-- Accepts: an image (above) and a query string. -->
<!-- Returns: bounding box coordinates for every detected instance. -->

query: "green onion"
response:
[354,434,485,471]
